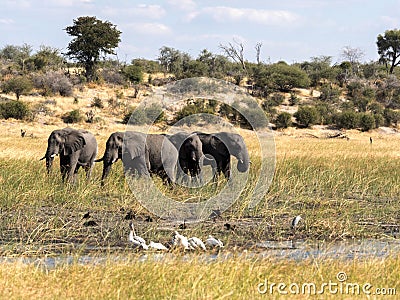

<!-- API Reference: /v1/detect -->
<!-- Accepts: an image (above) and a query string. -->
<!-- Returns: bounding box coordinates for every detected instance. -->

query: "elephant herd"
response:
[40,128,251,186]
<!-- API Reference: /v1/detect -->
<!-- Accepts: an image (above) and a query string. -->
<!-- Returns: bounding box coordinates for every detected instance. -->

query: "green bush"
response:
[0,100,30,120]
[294,106,320,127]
[334,111,360,129]
[275,112,292,129]
[359,113,376,132]
[91,97,104,109]
[62,109,83,123]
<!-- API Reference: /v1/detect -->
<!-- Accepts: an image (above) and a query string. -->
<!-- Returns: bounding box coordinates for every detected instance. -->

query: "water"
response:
[1,239,399,270]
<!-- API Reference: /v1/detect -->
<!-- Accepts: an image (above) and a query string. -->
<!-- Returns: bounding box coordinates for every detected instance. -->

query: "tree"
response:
[377,29,400,74]
[340,46,364,76]
[65,16,121,81]
[2,76,33,100]
[0,44,32,71]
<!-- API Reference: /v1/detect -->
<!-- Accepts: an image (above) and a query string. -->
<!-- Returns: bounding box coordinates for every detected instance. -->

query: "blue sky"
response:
[1,0,399,64]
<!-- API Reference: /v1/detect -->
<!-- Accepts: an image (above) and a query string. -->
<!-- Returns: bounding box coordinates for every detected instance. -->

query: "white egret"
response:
[173,231,190,250]
[129,222,148,250]
[206,235,224,248]
[149,241,168,251]
[188,237,207,251]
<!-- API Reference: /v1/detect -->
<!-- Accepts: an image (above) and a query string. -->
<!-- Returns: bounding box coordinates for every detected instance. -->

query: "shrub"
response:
[91,97,104,109]
[122,65,143,84]
[334,111,360,129]
[359,113,376,132]
[0,100,30,119]
[289,93,299,106]
[294,106,320,127]
[275,112,292,129]
[62,109,83,123]
[32,71,73,96]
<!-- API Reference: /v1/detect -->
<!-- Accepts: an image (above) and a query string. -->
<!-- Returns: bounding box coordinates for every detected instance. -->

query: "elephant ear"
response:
[211,134,229,155]
[124,134,146,159]
[63,131,86,155]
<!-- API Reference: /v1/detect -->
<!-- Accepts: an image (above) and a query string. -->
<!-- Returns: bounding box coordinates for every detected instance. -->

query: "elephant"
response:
[96,131,178,185]
[40,128,98,182]
[164,132,204,183]
[196,132,250,180]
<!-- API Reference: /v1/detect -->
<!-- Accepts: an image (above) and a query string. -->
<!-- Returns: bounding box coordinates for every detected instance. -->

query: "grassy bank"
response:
[0,254,398,299]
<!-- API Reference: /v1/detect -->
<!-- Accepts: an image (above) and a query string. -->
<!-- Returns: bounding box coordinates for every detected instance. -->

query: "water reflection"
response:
[0,239,398,270]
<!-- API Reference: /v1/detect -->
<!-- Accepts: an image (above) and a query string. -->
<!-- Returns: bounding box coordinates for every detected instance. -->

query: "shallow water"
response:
[1,239,399,270]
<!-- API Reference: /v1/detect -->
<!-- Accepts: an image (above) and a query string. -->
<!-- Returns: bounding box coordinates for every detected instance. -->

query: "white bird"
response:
[129,222,148,250]
[148,241,168,251]
[173,231,190,250]
[291,215,302,229]
[206,235,224,248]
[188,237,207,251]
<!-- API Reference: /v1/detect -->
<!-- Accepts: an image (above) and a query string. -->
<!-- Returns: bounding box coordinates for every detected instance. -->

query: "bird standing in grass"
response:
[129,222,148,250]
[172,231,190,250]
[291,215,302,230]
[188,237,207,250]
[206,235,224,248]
[148,241,168,251]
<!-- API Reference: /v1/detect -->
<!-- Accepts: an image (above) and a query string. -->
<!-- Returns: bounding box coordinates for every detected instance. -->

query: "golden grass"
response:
[0,254,398,299]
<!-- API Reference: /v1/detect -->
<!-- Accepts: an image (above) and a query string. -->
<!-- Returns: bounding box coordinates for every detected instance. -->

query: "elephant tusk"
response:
[239,159,244,164]
[50,153,57,158]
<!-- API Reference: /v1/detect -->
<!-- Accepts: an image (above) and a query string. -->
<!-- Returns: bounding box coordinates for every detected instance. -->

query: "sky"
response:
[1,0,400,64]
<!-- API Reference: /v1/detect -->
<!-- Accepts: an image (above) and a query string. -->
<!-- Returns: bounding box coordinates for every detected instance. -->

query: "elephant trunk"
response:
[100,149,119,182]
[42,147,58,174]
[235,151,250,173]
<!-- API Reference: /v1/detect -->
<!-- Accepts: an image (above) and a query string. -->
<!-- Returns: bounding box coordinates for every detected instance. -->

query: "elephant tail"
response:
[39,155,46,161]
[94,157,104,162]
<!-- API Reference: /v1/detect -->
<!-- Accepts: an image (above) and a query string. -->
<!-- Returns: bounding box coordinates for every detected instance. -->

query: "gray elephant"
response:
[164,132,204,182]
[96,131,178,185]
[196,132,250,180]
[40,128,98,182]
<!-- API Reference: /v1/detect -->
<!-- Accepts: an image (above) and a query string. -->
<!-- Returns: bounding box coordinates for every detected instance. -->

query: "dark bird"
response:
[20,129,26,138]
[370,137,373,144]
[224,223,236,231]
[82,212,90,219]
[178,220,187,230]
[124,211,135,220]
[145,215,153,222]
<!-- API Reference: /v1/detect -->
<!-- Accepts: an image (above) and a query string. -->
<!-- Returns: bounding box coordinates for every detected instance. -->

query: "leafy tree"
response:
[377,29,400,74]
[294,106,319,127]
[62,109,83,123]
[383,108,400,126]
[300,56,337,86]
[2,76,33,100]
[31,45,64,71]
[122,65,143,84]
[65,16,121,81]
[254,62,310,93]
[275,112,292,129]
[0,44,32,71]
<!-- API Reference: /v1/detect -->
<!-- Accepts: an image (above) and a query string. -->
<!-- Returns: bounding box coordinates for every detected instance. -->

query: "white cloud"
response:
[101,4,166,19]
[200,6,299,25]
[126,22,172,35]
[167,0,196,11]
[380,16,399,28]
[0,19,14,25]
